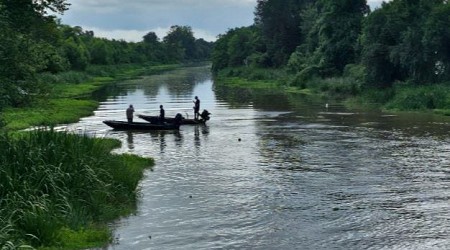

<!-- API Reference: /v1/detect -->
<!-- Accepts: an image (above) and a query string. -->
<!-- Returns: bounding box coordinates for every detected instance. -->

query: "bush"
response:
[343,64,366,84]
[37,71,90,85]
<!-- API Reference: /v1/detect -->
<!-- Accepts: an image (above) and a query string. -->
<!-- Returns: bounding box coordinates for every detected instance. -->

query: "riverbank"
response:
[0,63,180,249]
[0,129,154,249]
[1,64,180,131]
[214,67,450,116]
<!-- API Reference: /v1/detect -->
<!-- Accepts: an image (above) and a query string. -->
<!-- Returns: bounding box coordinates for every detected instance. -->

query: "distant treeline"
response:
[0,0,213,110]
[212,0,450,89]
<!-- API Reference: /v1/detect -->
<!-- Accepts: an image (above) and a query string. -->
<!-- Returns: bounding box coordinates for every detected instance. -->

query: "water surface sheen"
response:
[64,66,450,250]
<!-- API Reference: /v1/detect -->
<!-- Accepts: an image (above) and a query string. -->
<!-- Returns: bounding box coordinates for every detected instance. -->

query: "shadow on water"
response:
[116,130,186,154]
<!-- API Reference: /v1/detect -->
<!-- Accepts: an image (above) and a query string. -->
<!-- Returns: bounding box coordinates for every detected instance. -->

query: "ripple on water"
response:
[73,66,450,250]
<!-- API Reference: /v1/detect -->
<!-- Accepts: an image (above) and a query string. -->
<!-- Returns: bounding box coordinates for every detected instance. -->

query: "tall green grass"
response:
[0,129,153,249]
[385,84,450,111]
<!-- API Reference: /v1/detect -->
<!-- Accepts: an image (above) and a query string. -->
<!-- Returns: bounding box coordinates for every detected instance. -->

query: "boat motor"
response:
[200,110,211,121]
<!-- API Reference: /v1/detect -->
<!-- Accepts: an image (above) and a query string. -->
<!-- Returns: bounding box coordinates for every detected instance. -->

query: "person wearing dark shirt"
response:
[126,104,134,123]
[193,96,200,120]
[159,105,165,123]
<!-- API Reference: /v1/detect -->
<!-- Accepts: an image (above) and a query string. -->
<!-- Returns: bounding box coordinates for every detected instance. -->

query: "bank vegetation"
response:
[0,1,210,249]
[211,0,450,115]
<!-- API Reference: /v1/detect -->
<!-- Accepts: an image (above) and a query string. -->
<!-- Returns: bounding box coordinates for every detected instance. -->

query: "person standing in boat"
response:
[126,104,135,123]
[193,96,200,120]
[159,105,165,124]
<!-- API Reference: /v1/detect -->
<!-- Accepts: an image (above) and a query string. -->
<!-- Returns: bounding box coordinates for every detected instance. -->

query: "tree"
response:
[211,26,263,72]
[141,32,167,63]
[301,0,369,75]
[63,37,89,70]
[211,33,231,72]
[143,31,159,45]
[423,3,450,82]
[227,27,256,66]
[59,25,90,70]
[163,25,196,61]
[89,38,114,65]
[1,0,68,42]
[360,0,448,87]
[195,38,214,61]
[0,0,69,108]
[254,0,314,67]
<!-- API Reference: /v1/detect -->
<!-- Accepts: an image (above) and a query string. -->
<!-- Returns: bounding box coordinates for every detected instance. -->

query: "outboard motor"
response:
[200,109,211,121]
[174,113,184,125]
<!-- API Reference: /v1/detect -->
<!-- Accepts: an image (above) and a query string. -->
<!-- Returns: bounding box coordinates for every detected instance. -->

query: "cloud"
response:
[82,26,217,42]
[82,27,148,42]
[60,0,256,42]
[60,0,396,42]
[68,0,255,12]
[367,0,391,9]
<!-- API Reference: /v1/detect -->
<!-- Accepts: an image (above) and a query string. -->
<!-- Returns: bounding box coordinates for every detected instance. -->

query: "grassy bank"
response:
[0,129,153,249]
[1,64,180,131]
[0,63,180,249]
[215,66,450,115]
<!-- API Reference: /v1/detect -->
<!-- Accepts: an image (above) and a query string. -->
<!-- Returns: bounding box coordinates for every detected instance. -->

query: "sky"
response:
[58,0,389,43]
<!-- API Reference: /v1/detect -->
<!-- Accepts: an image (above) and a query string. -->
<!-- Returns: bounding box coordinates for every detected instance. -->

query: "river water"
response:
[62,65,450,250]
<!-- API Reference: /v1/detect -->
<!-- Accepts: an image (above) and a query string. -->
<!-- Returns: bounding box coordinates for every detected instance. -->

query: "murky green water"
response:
[62,65,450,250]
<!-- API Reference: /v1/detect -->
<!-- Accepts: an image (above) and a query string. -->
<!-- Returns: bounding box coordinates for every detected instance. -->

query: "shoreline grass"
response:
[215,67,450,116]
[0,129,153,249]
[1,63,181,131]
[0,63,180,249]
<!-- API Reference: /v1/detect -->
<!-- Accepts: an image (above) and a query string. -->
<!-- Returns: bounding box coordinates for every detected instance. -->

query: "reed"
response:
[0,129,153,249]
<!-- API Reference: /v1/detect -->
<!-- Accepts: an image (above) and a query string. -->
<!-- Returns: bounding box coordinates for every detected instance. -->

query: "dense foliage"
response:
[0,1,213,115]
[212,0,450,92]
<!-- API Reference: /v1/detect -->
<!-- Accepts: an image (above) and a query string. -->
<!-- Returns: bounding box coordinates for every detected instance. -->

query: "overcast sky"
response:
[58,0,389,43]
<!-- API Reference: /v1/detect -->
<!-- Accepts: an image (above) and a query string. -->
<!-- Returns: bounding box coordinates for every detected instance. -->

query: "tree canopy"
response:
[0,1,213,111]
[212,0,450,89]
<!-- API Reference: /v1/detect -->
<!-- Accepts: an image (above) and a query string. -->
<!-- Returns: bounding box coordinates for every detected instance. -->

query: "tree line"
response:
[212,0,450,89]
[0,0,213,111]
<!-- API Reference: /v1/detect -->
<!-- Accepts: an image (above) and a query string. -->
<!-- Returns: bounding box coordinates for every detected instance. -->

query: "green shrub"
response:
[37,71,91,85]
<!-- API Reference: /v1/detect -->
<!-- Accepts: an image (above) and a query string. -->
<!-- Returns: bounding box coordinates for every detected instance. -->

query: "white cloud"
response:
[83,26,217,42]
[68,0,255,12]
[82,27,148,42]
[60,0,256,42]
[367,0,392,9]
[191,28,217,42]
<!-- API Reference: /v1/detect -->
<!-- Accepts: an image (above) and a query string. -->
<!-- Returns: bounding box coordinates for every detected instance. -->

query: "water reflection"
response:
[190,125,209,156]
[173,130,183,148]
[126,131,134,150]
[63,65,450,250]
[194,125,200,148]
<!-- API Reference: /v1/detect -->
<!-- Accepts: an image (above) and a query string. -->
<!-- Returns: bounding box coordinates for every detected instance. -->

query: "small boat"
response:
[103,120,180,130]
[138,110,211,125]
[138,114,206,125]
